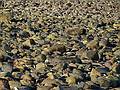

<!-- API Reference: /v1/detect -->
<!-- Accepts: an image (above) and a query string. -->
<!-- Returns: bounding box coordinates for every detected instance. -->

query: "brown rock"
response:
[86,38,98,49]
[13,59,28,70]
[37,86,52,90]
[65,27,83,36]
[0,78,10,90]
[0,50,5,62]
[49,44,66,53]
[66,75,76,85]
[90,68,101,82]
[41,78,60,87]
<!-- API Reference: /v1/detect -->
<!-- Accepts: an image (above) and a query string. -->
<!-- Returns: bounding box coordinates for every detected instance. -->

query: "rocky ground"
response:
[0,0,120,90]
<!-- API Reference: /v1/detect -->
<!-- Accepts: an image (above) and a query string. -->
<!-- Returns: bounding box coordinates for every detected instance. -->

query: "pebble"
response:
[34,54,46,62]
[0,78,10,90]
[0,0,120,89]
[65,27,84,36]
[90,68,101,82]
[0,50,5,62]
[13,59,28,70]
[113,49,120,57]
[59,85,78,90]
[37,86,52,90]
[9,81,21,89]
[2,62,13,72]
[36,63,46,71]
[20,74,33,86]
[49,44,66,53]
[41,78,60,87]
[112,63,120,74]
[66,75,76,85]
[86,38,98,49]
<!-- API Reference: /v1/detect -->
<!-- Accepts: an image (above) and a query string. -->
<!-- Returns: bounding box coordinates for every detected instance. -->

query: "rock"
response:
[2,62,13,72]
[86,38,98,49]
[12,72,22,79]
[11,49,18,54]
[66,75,76,85]
[47,72,54,79]
[113,23,120,29]
[69,63,77,68]
[90,68,101,82]
[112,63,120,74]
[66,52,75,56]
[0,72,10,78]
[20,74,33,86]
[104,61,112,69]
[96,67,109,74]
[72,69,83,80]
[19,31,30,38]
[18,86,34,90]
[86,50,99,60]
[59,85,78,90]
[114,49,120,57]
[49,44,66,53]
[0,78,10,90]
[65,27,83,36]
[0,50,5,62]
[84,81,100,89]
[107,75,119,87]
[37,86,52,90]
[13,59,28,70]
[34,54,46,62]
[97,76,110,88]
[84,63,92,72]
[9,81,21,90]
[36,63,46,71]
[81,50,99,60]
[41,78,60,87]
[78,81,85,89]
[29,39,36,45]
[22,39,31,47]
[99,38,108,48]
[47,33,56,40]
